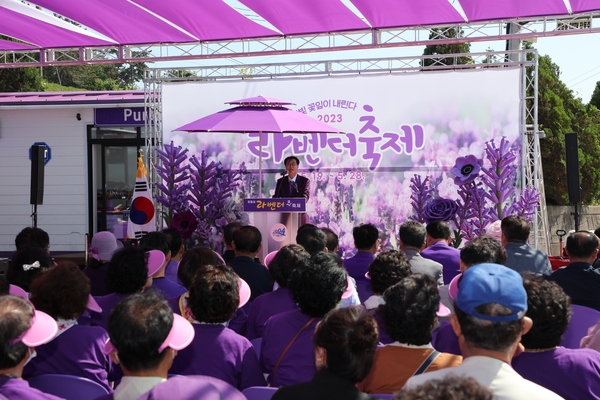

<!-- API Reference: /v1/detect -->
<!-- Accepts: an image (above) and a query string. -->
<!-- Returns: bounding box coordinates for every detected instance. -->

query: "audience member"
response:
[547,231,600,311]
[245,244,310,340]
[344,223,380,287]
[141,231,186,299]
[6,246,53,293]
[399,221,443,285]
[261,252,347,387]
[222,222,243,264]
[421,220,461,284]
[358,275,461,393]
[91,247,164,329]
[512,274,600,399]
[320,227,339,254]
[162,228,185,285]
[438,235,506,312]
[404,263,562,399]
[593,226,600,269]
[228,225,273,301]
[296,225,327,255]
[84,231,123,296]
[364,250,412,310]
[396,375,493,400]
[14,227,50,252]
[137,375,246,400]
[501,216,551,275]
[169,264,266,389]
[273,306,379,400]
[24,262,113,391]
[101,290,195,400]
[0,295,60,400]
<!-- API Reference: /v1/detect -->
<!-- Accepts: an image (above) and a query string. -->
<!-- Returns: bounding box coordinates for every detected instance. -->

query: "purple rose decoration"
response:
[423,198,459,223]
[452,155,483,185]
[170,210,199,240]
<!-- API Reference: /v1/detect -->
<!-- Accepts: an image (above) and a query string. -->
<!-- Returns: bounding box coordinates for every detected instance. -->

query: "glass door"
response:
[88,127,145,238]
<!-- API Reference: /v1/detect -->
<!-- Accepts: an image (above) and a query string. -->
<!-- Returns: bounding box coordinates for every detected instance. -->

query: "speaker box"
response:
[565,132,581,204]
[30,145,45,205]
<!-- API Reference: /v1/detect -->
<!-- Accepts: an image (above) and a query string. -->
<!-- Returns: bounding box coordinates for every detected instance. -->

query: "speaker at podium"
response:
[243,198,306,263]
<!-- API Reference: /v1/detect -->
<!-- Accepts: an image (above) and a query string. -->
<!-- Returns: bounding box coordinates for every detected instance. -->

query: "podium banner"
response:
[243,198,306,212]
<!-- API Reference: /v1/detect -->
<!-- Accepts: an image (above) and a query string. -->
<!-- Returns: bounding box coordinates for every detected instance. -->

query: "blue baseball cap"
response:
[455,263,527,322]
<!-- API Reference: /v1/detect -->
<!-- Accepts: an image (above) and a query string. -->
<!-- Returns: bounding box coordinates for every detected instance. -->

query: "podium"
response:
[243,198,306,263]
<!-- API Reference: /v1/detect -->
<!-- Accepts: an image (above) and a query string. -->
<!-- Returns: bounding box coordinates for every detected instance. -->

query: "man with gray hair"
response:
[547,230,600,311]
[399,221,443,285]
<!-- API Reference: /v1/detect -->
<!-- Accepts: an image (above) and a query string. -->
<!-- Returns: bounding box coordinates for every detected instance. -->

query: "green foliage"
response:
[589,81,600,109]
[422,28,472,67]
[534,53,600,205]
[0,68,44,92]
[42,81,84,91]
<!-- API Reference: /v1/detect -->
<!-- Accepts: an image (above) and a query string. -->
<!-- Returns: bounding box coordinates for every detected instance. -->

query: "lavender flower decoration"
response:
[510,187,540,222]
[451,155,483,185]
[480,137,518,220]
[156,142,190,226]
[423,198,459,223]
[188,150,244,247]
[410,175,434,223]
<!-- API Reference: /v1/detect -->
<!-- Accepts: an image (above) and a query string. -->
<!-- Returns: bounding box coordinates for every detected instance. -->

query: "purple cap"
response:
[455,263,527,323]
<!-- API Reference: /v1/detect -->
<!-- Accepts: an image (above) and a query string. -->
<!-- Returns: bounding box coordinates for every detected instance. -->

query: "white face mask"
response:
[23,349,37,367]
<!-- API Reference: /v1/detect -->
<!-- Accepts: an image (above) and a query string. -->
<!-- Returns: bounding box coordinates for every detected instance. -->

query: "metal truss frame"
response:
[1,12,599,67]
[144,49,549,250]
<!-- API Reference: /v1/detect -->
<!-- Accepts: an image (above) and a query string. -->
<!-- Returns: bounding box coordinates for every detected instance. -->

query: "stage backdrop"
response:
[162,68,521,254]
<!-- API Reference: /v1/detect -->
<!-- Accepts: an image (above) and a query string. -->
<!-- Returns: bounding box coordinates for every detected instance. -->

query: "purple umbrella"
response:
[174,95,344,193]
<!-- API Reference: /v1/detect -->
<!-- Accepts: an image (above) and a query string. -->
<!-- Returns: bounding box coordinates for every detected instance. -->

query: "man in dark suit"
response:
[273,156,310,199]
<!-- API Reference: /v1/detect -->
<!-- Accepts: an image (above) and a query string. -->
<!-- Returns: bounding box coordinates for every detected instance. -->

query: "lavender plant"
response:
[155,142,191,226]
[411,136,539,247]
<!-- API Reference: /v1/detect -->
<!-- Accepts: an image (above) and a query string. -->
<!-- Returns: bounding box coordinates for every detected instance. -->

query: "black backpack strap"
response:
[413,350,440,376]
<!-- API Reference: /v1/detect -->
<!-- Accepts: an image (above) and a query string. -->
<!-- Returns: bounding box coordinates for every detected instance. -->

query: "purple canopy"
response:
[174,96,344,193]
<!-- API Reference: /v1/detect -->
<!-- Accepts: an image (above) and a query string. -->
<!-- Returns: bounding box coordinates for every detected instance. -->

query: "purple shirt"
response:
[0,378,63,400]
[512,347,600,399]
[164,260,183,285]
[83,263,113,296]
[169,324,266,390]
[137,375,246,400]
[343,252,374,286]
[22,325,114,393]
[421,242,461,285]
[245,288,298,340]
[431,321,461,356]
[91,292,130,330]
[151,277,186,300]
[261,308,320,387]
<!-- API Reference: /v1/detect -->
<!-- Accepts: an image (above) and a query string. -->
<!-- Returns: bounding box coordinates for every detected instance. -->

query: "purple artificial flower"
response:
[170,210,199,240]
[423,198,459,223]
[410,175,434,223]
[451,155,483,185]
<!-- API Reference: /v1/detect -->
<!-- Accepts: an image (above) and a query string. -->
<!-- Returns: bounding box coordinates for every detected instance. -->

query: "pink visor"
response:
[238,278,251,308]
[341,275,356,300]
[437,302,451,318]
[9,284,28,300]
[448,273,461,301]
[87,295,102,313]
[147,250,166,277]
[104,313,194,355]
[12,309,58,347]
[365,271,371,280]
[264,251,278,268]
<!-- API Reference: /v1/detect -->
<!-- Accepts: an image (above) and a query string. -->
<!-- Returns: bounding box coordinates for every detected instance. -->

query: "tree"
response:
[421,28,472,67]
[589,81,600,109]
[533,50,600,205]
[0,68,44,92]
[42,51,150,91]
